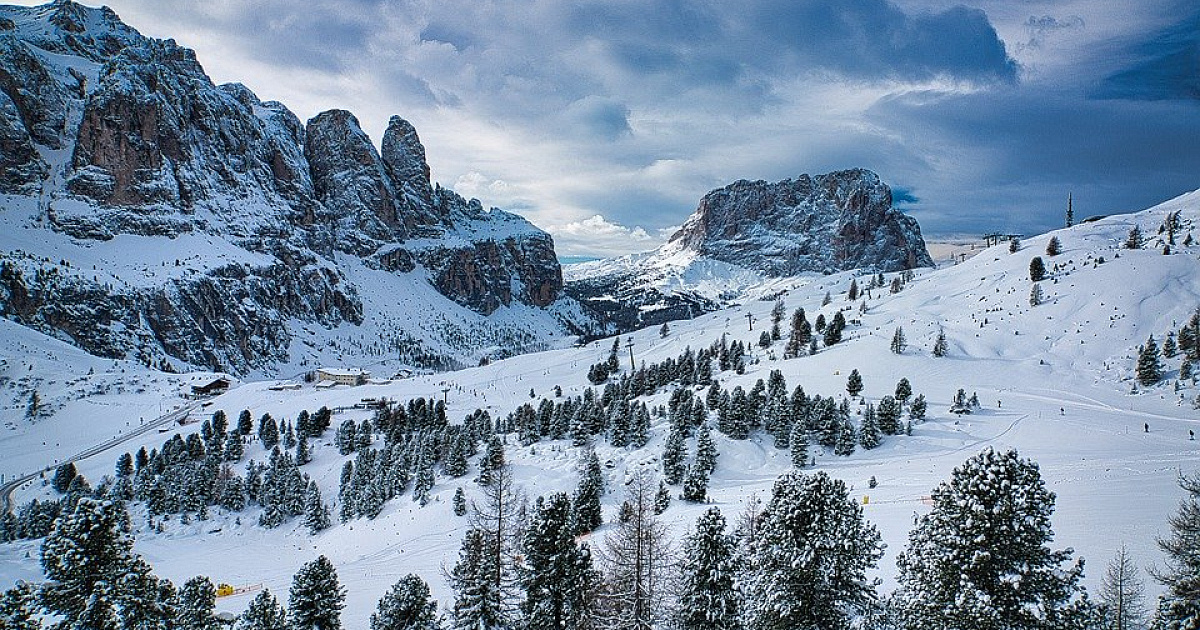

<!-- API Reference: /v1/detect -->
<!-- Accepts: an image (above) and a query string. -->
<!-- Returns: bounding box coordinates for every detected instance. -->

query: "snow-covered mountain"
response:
[0,1,590,376]
[2,186,1197,628]
[566,168,933,332]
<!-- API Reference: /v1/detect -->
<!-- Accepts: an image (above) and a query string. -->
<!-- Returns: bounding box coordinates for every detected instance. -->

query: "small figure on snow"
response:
[1144,422,1150,433]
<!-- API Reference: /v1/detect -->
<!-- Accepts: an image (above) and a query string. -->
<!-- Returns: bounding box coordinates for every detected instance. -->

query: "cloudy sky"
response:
[22,0,1200,256]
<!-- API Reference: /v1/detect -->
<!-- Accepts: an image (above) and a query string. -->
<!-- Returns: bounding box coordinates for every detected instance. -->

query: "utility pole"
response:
[626,338,635,371]
[441,387,450,404]
[746,313,754,331]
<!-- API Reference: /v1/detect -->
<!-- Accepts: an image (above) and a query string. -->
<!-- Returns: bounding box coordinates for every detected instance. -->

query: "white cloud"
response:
[549,215,662,257]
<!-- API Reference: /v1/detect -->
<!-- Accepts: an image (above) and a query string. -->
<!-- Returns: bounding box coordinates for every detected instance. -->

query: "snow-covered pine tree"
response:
[894,377,912,406]
[304,482,331,534]
[1098,544,1147,630]
[451,529,507,630]
[894,448,1096,630]
[859,405,882,450]
[1126,225,1143,249]
[1046,236,1061,256]
[682,463,710,502]
[1010,237,1021,253]
[371,574,439,630]
[259,414,279,449]
[789,422,808,468]
[0,582,40,630]
[454,488,468,517]
[743,470,884,630]
[1137,336,1164,386]
[1153,472,1200,630]
[654,481,671,514]
[1030,256,1047,281]
[1030,283,1044,307]
[933,328,949,357]
[846,369,864,398]
[676,507,740,630]
[40,498,139,626]
[522,493,597,630]
[834,417,857,456]
[289,555,346,630]
[239,588,288,630]
[176,576,219,630]
[891,327,906,354]
[662,428,688,485]
[695,425,718,476]
[771,298,785,341]
[877,395,901,435]
[909,394,927,421]
[572,450,604,535]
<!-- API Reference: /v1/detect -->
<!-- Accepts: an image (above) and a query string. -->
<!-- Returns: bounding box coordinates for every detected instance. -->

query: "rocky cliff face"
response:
[668,169,933,275]
[0,1,569,374]
[565,169,933,332]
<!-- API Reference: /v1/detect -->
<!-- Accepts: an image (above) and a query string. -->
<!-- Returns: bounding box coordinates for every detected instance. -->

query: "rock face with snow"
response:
[669,169,933,275]
[0,1,569,374]
[566,169,933,332]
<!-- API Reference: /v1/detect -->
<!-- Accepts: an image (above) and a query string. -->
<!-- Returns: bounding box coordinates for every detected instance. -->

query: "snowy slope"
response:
[2,189,1200,626]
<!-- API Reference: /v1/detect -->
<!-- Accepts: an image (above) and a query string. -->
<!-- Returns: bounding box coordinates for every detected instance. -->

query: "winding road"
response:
[0,402,200,514]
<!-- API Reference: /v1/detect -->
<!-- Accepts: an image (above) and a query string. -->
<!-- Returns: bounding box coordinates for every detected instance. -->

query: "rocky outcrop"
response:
[669,169,933,275]
[566,169,933,333]
[0,1,571,374]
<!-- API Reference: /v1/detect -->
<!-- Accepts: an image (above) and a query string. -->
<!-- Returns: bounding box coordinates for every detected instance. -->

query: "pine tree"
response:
[522,493,596,630]
[909,394,927,421]
[743,470,884,630]
[824,311,846,346]
[259,414,280,449]
[177,576,220,630]
[895,448,1095,630]
[1137,336,1163,386]
[239,589,288,630]
[0,583,41,630]
[789,422,808,468]
[662,428,688,485]
[877,395,901,435]
[891,327,906,354]
[1099,544,1147,630]
[660,323,670,338]
[304,482,331,534]
[454,488,468,516]
[848,278,860,301]
[572,450,604,535]
[677,507,740,630]
[770,298,785,341]
[1030,256,1047,282]
[52,462,78,493]
[933,328,949,357]
[894,378,912,406]
[1010,237,1021,253]
[834,418,856,456]
[846,369,864,398]
[695,425,718,476]
[1126,225,1143,249]
[451,529,507,630]
[238,409,254,436]
[1046,236,1062,256]
[1030,283,1044,307]
[859,406,882,450]
[682,463,710,502]
[40,498,138,626]
[1066,193,1074,227]
[654,481,671,514]
[290,556,346,630]
[371,575,439,630]
[1153,473,1200,630]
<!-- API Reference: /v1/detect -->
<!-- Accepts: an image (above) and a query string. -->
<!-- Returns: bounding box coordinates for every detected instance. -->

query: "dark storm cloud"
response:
[868,89,1200,234]
[1093,6,1200,101]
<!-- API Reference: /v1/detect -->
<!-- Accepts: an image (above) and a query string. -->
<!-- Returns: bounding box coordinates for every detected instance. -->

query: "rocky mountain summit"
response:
[566,169,933,332]
[669,169,933,275]
[0,0,575,375]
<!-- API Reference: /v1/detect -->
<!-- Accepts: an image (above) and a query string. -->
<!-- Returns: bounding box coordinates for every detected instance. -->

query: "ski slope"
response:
[2,189,1200,626]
